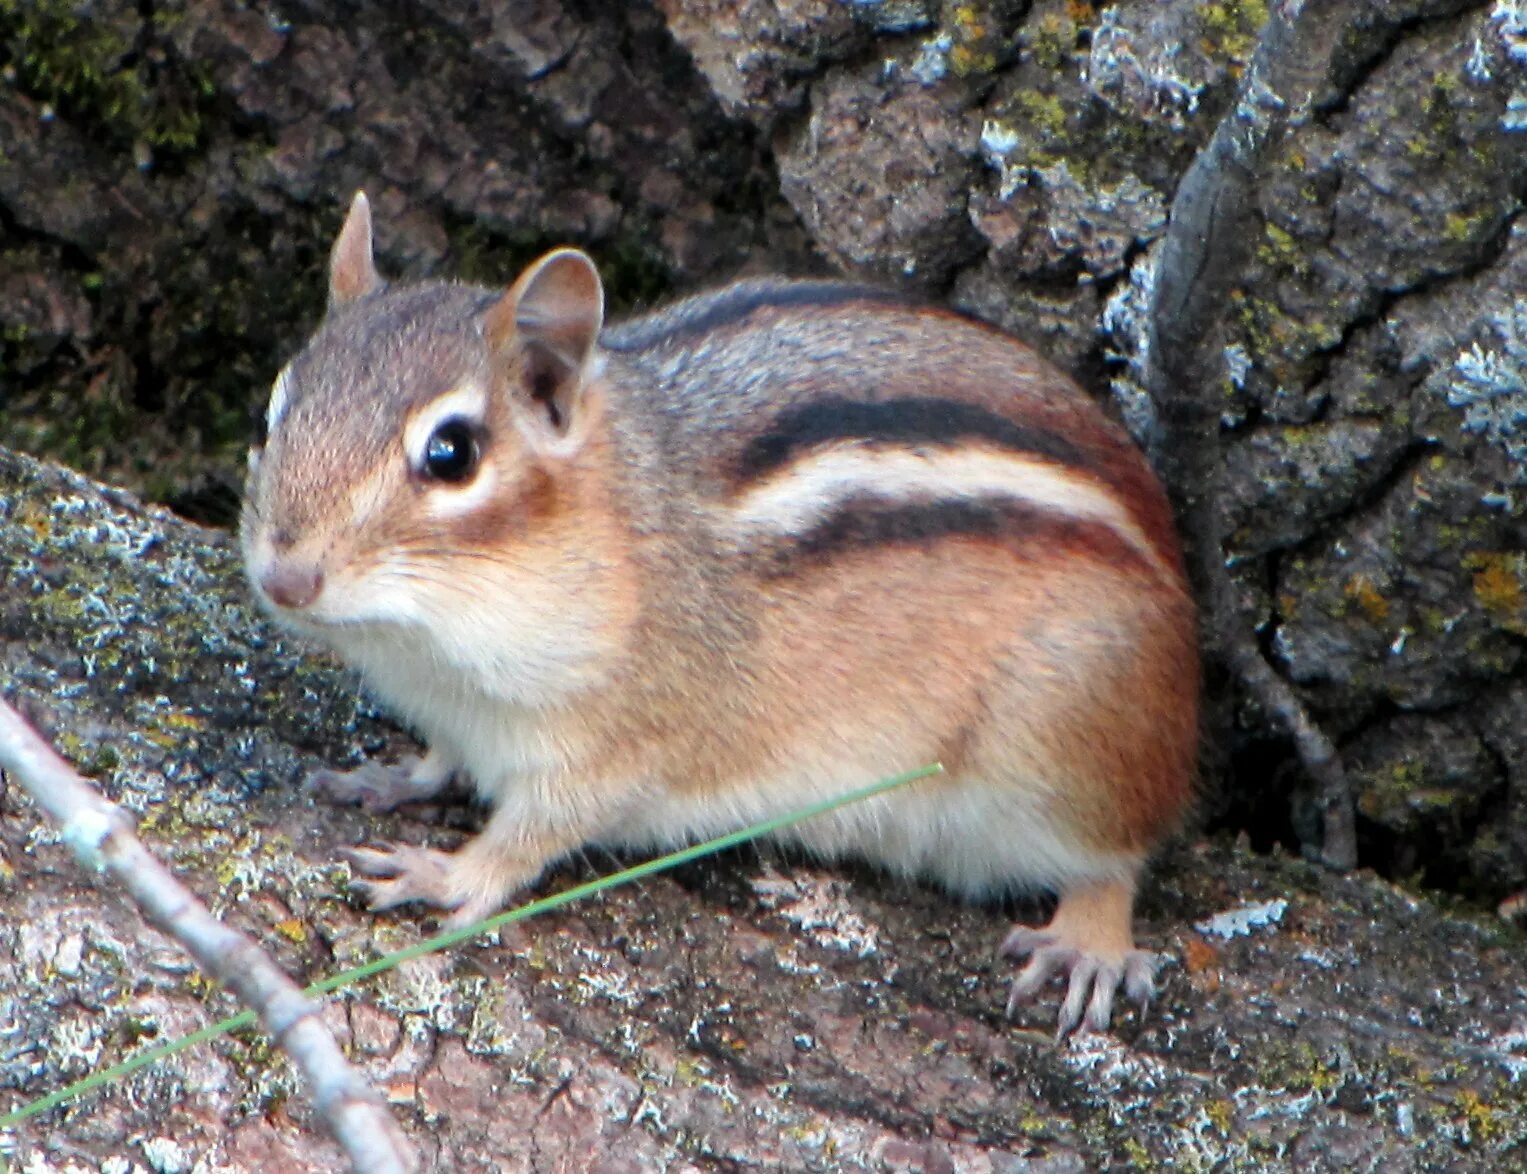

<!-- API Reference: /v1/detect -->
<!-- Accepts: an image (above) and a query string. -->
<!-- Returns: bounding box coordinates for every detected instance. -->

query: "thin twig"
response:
[0,695,417,1173]
[1143,0,1362,869]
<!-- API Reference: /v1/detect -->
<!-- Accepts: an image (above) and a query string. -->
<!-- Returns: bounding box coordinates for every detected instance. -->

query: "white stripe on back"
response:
[726,445,1164,571]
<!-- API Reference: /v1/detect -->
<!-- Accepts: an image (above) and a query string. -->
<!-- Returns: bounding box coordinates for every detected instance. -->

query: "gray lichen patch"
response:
[1438,294,1527,485]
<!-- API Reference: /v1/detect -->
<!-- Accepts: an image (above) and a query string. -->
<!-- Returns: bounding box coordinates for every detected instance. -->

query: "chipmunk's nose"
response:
[260,560,324,610]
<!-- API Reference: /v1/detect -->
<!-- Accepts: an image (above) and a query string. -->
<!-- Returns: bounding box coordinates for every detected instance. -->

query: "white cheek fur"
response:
[307,552,613,704]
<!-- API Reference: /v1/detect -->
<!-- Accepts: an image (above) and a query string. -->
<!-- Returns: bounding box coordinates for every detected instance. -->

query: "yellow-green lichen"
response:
[1342,574,1391,623]
[1198,0,1271,67]
[1230,289,1342,378]
[1454,1089,1504,1144]
[1464,551,1527,635]
[1011,89,1070,139]
[1121,1136,1154,1170]
[30,585,87,624]
[1026,11,1077,71]
[1444,207,1497,245]
[1256,222,1312,278]
[946,4,1002,76]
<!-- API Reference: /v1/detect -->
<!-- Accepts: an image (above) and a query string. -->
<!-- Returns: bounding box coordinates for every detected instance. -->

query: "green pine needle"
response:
[0,763,942,1136]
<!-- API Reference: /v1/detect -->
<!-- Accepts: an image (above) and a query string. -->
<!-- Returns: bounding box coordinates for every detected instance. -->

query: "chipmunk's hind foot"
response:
[1001,878,1159,1037]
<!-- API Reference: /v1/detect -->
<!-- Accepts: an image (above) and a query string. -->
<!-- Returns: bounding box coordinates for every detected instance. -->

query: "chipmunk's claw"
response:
[338,839,534,931]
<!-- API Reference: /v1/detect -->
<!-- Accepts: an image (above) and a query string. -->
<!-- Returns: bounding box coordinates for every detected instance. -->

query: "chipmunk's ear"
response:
[329,191,382,308]
[486,247,605,452]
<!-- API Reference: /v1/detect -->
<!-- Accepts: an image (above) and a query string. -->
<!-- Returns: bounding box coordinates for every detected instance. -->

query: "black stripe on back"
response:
[751,497,1152,580]
[736,396,1088,483]
[603,282,905,353]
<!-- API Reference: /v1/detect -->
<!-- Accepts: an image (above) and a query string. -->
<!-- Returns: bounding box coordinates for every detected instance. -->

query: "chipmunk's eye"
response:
[422,417,480,483]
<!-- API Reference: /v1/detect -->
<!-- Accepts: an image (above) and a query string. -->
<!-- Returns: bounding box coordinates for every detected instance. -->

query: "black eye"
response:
[422,418,480,483]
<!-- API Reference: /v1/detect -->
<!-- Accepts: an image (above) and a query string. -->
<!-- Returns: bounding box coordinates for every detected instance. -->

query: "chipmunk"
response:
[241,193,1199,1035]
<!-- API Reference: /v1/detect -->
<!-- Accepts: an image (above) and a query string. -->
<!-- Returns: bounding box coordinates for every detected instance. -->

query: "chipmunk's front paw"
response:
[309,752,456,812]
[341,843,460,911]
[339,840,533,929]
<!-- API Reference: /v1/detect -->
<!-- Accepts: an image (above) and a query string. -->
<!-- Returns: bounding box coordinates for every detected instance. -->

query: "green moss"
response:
[0,0,216,156]
[442,215,673,317]
[441,218,555,290]
[594,235,674,316]
[0,377,143,486]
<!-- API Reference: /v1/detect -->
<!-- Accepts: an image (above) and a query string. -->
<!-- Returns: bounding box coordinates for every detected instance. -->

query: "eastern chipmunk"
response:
[241,193,1199,1035]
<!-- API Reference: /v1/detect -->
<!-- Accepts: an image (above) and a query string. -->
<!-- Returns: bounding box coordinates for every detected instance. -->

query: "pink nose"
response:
[261,562,324,610]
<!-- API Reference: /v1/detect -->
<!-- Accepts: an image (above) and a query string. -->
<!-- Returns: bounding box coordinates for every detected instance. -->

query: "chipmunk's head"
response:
[241,192,628,700]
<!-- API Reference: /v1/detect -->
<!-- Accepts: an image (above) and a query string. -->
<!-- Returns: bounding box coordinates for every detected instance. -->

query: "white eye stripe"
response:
[403,383,489,471]
[424,463,501,520]
[265,364,294,434]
